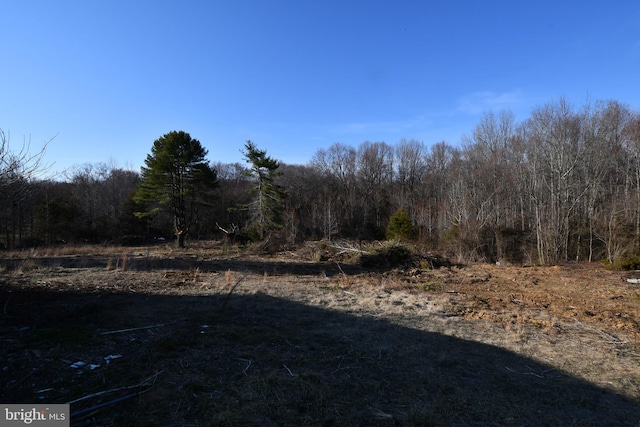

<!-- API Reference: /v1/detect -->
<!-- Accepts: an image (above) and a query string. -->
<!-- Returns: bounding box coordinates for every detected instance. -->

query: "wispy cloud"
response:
[457,90,526,115]
[336,115,433,136]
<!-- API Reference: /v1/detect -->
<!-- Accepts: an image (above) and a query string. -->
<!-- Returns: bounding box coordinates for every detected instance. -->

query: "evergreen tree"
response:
[241,141,287,240]
[135,131,217,247]
[386,207,417,241]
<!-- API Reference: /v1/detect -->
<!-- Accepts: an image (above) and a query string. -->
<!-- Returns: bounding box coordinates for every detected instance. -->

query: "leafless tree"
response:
[462,110,518,261]
[310,143,358,236]
[623,111,640,251]
[356,141,394,236]
[525,98,589,264]
[421,141,457,243]
[394,138,426,208]
[0,129,53,248]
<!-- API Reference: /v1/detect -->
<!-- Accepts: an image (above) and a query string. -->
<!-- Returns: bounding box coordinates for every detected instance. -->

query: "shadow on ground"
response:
[1,282,639,426]
[1,254,366,276]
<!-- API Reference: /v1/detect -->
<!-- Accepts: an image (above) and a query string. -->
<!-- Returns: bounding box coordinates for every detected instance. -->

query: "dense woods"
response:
[2,97,640,265]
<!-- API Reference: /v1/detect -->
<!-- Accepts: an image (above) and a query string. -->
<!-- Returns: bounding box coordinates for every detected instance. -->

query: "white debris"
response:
[70,361,86,369]
[103,354,123,364]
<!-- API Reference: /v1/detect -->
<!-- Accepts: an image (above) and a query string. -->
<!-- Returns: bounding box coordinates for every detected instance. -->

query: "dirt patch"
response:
[1,242,639,425]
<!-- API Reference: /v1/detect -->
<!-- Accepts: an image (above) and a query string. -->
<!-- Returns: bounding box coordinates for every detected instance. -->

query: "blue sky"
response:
[2,1,639,177]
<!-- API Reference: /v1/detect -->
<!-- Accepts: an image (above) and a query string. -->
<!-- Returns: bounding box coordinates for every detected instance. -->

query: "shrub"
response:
[386,208,417,241]
[606,254,640,271]
[418,281,442,292]
[361,242,414,269]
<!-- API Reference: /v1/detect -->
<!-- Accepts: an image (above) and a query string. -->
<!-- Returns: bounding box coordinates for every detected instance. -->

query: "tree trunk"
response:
[175,216,188,248]
[176,229,187,248]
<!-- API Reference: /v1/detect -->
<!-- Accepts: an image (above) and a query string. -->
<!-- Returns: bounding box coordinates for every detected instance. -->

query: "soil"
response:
[1,241,639,426]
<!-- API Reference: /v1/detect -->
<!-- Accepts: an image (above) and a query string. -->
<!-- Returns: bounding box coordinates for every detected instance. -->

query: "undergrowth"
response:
[605,254,640,271]
[361,242,414,269]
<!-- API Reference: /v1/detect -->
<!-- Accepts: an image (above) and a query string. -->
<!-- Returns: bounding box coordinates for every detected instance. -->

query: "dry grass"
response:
[1,241,639,426]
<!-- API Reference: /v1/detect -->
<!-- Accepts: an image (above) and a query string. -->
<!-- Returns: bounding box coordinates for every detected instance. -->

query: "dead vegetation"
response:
[1,241,640,426]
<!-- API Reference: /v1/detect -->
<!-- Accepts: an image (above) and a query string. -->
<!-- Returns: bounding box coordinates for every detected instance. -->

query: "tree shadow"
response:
[1,283,639,426]
[0,253,367,276]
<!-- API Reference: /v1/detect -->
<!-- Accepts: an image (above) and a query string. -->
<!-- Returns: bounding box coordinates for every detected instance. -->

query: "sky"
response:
[2,1,639,178]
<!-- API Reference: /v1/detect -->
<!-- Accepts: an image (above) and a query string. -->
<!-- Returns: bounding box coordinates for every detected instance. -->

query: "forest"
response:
[2,97,640,266]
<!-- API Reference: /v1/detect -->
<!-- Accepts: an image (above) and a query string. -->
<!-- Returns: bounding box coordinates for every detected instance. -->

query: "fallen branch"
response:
[562,320,628,345]
[66,371,162,405]
[371,407,394,420]
[332,245,368,255]
[99,321,182,336]
[238,358,252,375]
[71,392,139,419]
[506,366,555,378]
[283,364,296,377]
[3,295,11,318]
[99,324,164,335]
[335,262,347,276]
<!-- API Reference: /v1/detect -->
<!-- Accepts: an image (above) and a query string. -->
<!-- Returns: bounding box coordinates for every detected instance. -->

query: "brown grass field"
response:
[1,241,640,426]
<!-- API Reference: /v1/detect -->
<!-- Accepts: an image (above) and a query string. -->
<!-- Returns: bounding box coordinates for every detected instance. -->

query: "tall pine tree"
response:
[241,141,286,240]
[135,131,217,247]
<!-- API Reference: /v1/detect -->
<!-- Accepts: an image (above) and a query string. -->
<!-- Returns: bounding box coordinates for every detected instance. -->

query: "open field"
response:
[1,241,640,426]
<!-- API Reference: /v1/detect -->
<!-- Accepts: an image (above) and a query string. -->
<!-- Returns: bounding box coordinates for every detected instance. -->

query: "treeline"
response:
[2,97,640,265]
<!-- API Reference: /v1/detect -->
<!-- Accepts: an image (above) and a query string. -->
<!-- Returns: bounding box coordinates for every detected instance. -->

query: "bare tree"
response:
[463,110,518,261]
[394,138,426,208]
[0,129,52,183]
[0,129,53,248]
[422,141,457,243]
[525,98,586,264]
[310,143,358,236]
[356,141,394,237]
[623,111,640,251]
[577,101,633,261]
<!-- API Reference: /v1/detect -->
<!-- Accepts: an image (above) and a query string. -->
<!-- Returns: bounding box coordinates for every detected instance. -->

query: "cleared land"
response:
[1,241,639,426]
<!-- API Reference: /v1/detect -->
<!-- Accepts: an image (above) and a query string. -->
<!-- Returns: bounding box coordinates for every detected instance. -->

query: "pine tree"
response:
[135,131,217,248]
[386,207,417,241]
[241,141,287,240]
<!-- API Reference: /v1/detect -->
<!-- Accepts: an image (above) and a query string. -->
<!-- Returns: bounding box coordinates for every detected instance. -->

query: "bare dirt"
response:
[1,242,639,426]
